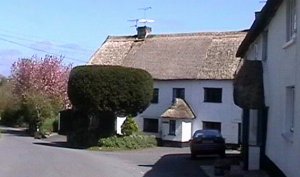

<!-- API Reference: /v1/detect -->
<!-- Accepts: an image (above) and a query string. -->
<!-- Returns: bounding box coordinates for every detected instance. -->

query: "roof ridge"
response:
[107,30,247,41]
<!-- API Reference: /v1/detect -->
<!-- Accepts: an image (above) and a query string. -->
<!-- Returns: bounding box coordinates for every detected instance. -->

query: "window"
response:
[285,86,295,133]
[151,88,159,104]
[286,0,296,41]
[204,88,222,103]
[262,31,268,61]
[173,88,185,101]
[143,118,158,133]
[203,121,221,132]
[169,120,176,135]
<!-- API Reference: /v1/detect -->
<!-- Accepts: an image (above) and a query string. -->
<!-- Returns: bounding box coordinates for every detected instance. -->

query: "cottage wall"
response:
[136,80,242,144]
[244,2,300,176]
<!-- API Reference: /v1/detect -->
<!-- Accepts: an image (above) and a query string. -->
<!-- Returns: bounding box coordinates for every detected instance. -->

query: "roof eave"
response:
[236,0,283,58]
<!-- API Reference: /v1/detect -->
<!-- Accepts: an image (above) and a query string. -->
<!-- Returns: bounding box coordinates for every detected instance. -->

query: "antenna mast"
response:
[128,6,154,27]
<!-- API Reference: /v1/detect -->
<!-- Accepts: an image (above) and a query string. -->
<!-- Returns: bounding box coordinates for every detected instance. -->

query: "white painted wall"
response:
[244,2,300,176]
[138,80,242,144]
[182,121,192,142]
[160,119,192,142]
[115,117,126,135]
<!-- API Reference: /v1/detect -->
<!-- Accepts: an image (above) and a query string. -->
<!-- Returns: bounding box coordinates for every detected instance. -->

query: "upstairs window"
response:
[173,88,185,102]
[204,88,222,103]
[286,0,297,41]
[262,31,268,61]
[151,88,159,104]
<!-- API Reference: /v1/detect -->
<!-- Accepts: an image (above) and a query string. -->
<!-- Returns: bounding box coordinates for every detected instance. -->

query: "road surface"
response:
[0,127,209,177]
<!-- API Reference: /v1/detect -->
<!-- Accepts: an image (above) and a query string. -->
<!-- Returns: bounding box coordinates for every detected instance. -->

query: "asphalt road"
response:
[0,127,210,177]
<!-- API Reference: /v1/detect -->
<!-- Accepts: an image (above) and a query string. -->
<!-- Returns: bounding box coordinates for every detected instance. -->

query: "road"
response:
[0,127,211,177]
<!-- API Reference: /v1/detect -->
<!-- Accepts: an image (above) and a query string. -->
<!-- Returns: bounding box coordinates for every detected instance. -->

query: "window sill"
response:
[168,134,176,136]
[281,131,294,143]
[282,36,296,49]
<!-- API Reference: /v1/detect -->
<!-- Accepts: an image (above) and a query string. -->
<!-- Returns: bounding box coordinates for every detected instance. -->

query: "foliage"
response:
[20,92,60,133]
[121,116,138,136]
[40,118,58,135]
[11,55,72,109]
[97,134,157,150]
[68,65,153,115]
[0,106,24,127]
[0,80,20,115]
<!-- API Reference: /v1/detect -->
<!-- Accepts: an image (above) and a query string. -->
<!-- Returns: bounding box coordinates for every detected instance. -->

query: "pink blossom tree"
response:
[11,55,72,109]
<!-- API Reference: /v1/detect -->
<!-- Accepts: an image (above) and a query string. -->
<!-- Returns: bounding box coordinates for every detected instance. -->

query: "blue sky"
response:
[0,0,264,76]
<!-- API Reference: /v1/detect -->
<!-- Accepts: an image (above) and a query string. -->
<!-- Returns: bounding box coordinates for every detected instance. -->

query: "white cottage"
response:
[89,27,245,147]
[235,0,299,176]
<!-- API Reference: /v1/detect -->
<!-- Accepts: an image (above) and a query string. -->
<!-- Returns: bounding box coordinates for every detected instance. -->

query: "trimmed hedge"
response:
[68,65,153,116]
[98,134,157,150]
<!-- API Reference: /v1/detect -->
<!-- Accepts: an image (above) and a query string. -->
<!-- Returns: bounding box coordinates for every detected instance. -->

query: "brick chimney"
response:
[136,26,152,39]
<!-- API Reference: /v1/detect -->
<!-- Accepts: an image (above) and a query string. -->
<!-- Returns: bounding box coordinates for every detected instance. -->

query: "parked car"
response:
[190,129,225,159]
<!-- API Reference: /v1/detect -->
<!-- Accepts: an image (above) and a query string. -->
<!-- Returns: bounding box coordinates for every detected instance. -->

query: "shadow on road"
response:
[33,141,71,149]
[141,153,211,177]
[0,127,30,137]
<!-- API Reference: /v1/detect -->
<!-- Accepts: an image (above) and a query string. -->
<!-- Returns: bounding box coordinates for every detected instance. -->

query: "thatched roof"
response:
[89,31,246,80]
[233,60,265,109]
[237,0,283,57]
[161,98,195,119]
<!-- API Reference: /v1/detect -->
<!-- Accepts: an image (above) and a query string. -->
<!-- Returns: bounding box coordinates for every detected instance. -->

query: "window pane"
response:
[204,88,222,103]
[151,88,159,103]
[169,120,176,135]
[287,0,297,41]
[203,121,221,132]
[286,86,295,133]
[173,88,185,101]
[143,118,158,133]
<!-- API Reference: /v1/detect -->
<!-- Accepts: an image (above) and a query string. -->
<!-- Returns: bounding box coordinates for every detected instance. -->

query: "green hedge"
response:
[68,65,153,115]
[97,135,157,150]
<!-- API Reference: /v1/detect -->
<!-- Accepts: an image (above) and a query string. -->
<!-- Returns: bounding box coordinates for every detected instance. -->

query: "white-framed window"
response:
[143,118,158,133]
[285,86,295,134]
[151,88,159,104]
[172,88,185,102]
[204,88,222,103]
[203,121,221,132]
[286,0,297,41]
[169,120,176,135]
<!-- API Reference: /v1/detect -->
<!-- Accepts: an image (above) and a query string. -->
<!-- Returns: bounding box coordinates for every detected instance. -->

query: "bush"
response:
[40,118,58,135]
[1,106,24,127]
[68,65,153,115]
[21,92,60,133]
[121,117,138,136]
[98,134,157,150]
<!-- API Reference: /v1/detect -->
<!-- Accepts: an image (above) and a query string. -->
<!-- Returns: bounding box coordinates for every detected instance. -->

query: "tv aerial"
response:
[128,6,154,27]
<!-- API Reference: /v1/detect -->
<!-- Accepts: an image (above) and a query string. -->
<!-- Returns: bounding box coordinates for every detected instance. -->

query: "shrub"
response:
[121,116,138,136]
[98,134,157,150]
[1,106,24,127]
[67,65,153,139]
[40,118,58,135]
[68,65,153,115]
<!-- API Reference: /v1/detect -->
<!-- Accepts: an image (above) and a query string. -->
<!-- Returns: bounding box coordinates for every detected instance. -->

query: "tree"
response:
[10,55,72,133]
[68,65,153,141]
[11,55,71,108]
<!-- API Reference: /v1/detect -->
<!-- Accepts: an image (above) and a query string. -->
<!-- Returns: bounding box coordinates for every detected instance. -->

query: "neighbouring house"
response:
[89,26,246,147]
[235,0,299,176]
